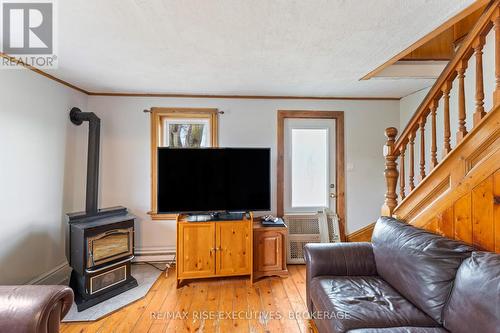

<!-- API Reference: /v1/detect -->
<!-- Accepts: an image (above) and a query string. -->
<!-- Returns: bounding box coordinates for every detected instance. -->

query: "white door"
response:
[284,118,336,214]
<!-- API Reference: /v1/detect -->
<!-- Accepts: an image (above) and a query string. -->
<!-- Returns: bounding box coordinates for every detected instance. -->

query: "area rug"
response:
[63,263,162,322]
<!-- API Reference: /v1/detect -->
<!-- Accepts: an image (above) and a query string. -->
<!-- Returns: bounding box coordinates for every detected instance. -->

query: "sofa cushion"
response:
[371,217,473,323]
[442,251,500,333]
[310,276,437,333]
[348,327,449,333]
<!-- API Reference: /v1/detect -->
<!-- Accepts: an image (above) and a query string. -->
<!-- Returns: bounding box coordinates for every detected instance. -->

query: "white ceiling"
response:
[50,0,475,97]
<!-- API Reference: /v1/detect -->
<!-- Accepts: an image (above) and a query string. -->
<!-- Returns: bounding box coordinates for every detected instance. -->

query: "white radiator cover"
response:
[284,210,340,264]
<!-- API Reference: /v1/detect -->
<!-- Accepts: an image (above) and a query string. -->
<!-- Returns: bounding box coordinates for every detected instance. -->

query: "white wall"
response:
[0,68,399,282]
[82,97,399,255]
[400,87,432,130]
[0,70,87,284]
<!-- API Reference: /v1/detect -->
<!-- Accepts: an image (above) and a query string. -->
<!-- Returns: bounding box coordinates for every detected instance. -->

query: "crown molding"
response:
[2,52,400,101]
[0,52,89,94]
[87,91,400,100]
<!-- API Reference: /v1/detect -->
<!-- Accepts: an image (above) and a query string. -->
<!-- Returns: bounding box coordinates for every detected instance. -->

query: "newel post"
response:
[381,127,399,217]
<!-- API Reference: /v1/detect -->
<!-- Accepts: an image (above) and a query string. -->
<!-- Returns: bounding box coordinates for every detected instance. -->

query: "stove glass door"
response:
[87,228,133,268]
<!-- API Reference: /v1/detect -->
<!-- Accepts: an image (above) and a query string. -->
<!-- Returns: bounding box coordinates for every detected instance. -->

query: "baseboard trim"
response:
[346,223,375,242]
[26,247,175,285]
[28,262,72,286]
[134,246,176,263]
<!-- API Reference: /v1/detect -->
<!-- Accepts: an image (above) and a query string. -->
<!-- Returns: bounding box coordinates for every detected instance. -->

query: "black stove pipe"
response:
[70,107,100,216]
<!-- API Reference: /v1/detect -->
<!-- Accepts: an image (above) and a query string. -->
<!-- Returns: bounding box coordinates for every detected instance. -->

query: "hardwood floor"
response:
[61,265,316,333]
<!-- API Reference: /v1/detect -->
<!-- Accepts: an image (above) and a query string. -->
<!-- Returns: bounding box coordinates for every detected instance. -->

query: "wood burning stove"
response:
[67,108,137,312]
[68,208,137,311]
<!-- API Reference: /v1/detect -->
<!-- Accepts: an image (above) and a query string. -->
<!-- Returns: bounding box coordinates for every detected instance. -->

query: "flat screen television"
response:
[157,147,271,213]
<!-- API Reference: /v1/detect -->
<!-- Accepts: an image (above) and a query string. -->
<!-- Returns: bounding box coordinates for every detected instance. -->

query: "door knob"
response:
[330,193,337,198]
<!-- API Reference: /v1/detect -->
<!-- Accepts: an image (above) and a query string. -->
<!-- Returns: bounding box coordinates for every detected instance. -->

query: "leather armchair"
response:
[303,242,378,311]
[0,285,74,333]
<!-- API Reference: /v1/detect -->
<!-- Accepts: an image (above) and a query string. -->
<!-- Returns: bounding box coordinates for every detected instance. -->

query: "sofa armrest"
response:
[303,242,377,312]
[0,285,74,333]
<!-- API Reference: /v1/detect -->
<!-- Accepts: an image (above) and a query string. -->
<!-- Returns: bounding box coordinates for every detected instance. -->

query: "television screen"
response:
[157,148,271,213]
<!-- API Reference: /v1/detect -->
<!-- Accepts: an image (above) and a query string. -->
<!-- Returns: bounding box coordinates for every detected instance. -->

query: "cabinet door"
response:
[216,222,251,276]
[178,222,215,278]
[256,231,283,272]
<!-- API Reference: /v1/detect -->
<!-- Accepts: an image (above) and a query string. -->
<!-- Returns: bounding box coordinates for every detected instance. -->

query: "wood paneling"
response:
[61,265,315,333]
[472,175,495,250]
[454,193,473,244]
[402,176,450,223]
[420,170,499,253]
[494,170,500,252]
[276,110,346,241]
[346,223,375,242]
[436,206,454,238]
[420,173,499,252]
[441,206,455,237]
[403,27,454,61]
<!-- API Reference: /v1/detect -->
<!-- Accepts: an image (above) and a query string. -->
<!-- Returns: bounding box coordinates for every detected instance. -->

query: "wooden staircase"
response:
[381,0,500,252]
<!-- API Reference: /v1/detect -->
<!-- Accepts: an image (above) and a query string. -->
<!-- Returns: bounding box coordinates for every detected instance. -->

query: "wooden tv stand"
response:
[176,213,253,287]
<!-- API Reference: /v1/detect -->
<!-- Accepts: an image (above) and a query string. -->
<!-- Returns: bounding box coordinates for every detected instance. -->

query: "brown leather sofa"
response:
[0,285,73,333]
[304,217,500,333]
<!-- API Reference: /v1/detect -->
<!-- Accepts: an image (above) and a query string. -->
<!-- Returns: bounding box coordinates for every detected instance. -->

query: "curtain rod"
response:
[143,109,224,114]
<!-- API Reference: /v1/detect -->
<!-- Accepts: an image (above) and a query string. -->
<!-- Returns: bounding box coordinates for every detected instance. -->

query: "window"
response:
[150,107,219,219]
[290,128,329,208]
[283,118,335,214]
[162,118,211,147]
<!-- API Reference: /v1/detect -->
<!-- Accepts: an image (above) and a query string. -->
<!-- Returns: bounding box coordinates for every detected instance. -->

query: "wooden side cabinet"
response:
[253,222,288,281]
[176,215,253,287]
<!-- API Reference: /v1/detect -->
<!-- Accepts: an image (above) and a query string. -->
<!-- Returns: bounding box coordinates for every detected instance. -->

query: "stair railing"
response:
[382,0,500,216]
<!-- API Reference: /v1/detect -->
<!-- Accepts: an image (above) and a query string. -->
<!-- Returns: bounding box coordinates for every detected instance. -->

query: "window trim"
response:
[150,107,219,220]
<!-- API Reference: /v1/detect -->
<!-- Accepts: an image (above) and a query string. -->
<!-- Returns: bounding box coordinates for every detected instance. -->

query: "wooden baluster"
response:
[382,127,399,217]
[409,131,415,191]
[442,81,452,156]
[494,8,500,105]
[399,144,406,200]
[419,115,426,181]
[473,36,486,126]
[430,101,438,170]
[456,59,468,143]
